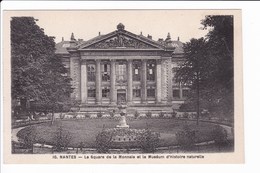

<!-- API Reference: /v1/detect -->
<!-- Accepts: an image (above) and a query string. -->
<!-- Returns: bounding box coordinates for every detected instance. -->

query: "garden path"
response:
[12,127,25,142]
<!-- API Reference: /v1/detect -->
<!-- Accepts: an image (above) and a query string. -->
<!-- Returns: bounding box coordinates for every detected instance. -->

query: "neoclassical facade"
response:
[56,23,188,113]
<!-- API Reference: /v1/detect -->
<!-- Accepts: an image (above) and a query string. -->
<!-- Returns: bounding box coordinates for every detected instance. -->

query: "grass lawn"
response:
[17,118,216,148]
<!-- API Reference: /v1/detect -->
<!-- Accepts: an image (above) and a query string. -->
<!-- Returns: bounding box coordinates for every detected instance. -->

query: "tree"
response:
[176,16,234,123]
[11,17,73,120]
[201,15,234,119]
[176,38,212,125]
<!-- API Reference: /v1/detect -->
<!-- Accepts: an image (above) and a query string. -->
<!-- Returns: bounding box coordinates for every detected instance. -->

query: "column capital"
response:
[95,59,101,62]
[127,59,133,62]
[156,59,162,64]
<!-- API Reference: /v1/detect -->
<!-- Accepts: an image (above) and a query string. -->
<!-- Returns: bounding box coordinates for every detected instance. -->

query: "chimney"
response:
[99,32,101,36]
[140,31,143,36]
[177,36,180,41]
[70,32,76,41]
[62,37,64,42]
[147,34,152,39]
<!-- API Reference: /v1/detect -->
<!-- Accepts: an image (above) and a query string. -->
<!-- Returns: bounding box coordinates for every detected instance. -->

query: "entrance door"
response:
[117,89,126,104]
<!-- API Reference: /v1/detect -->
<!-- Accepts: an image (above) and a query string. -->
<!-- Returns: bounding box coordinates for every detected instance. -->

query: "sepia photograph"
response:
[2,9,243,164]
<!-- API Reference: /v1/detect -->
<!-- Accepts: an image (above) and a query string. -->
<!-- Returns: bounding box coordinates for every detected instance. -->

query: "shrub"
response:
[159,112,164,118]
[211,125,229,148]
[134,111,139,119]
[172,111,177,118]
[17,126,38,150]
[97,111,102,118]
[175,125,196,150]
[109,110,115,118]
[59,113,65,119]
[137,129,160,153]
[95,130,112,153]
[183,112,189,119]
[146,111,152,118]
[52,126,72,152]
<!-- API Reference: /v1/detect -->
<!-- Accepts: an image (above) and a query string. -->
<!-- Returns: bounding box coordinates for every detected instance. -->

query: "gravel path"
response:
[11,127,26,142]
[219,124,233,140]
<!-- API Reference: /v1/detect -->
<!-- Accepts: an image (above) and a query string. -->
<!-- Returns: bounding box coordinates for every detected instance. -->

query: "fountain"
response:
[96,100,160,150]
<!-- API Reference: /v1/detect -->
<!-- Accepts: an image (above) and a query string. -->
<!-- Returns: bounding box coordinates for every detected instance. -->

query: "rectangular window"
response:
[172,67,179,83]
[147,61,155,81]
[102,88,110,98]
[173,89,180,98]
[102,63,110,81]
[133,89,141,98]
[87,64,96,82]
[88,89,96,98]
[147,89,155,98]
[133,61,141,81]
[116,63,127,82]
[182,89,189,98]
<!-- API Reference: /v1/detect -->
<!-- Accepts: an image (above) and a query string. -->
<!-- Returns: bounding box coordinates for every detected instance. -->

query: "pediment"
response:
[79,31,164,50]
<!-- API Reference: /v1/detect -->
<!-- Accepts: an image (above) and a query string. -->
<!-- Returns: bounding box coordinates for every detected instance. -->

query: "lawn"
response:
[17,118,216,148]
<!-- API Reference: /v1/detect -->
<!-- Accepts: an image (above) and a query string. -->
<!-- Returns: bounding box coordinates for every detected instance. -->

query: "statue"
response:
[116,101,129,128]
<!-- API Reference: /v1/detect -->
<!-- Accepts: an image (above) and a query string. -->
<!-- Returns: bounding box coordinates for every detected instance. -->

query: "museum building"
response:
[55,23,188,113]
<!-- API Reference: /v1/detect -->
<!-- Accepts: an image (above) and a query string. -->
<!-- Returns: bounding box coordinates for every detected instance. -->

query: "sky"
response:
[7,10,211,43]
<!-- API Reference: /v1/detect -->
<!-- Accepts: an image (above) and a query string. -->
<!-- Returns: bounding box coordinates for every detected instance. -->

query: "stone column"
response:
[156,59,162,103]
[95,59,101,104]
[110,60,116,104]
[80,60,87,103]
[127,59,133,104]
[167,58,173,102]
[141,59,147,103]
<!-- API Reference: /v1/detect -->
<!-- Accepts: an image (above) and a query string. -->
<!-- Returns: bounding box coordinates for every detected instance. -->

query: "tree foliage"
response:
[176,15,234,120]
[11,17,73,117]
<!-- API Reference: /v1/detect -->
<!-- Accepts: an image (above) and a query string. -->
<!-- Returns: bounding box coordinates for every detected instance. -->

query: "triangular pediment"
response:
[78,31,164,50]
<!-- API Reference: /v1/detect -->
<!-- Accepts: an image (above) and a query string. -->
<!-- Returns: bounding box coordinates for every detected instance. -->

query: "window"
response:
[87,64,96,82]
[88,89,96,98]
[182,89,189,98]
[102,88,110,98]
[116,63,127,82]
[133,89,141,98]
[172,67,179,83]
[101,63,110,81]
[173,89,180,98]
[133,61,141,81]
[147,61,155,81]
[147,89,155,98]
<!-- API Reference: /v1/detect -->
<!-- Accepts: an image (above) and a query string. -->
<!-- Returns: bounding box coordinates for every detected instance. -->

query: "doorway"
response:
[117,89,126,104]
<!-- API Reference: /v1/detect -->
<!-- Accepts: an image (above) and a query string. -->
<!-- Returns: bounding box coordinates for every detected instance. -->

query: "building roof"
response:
[55,41,71,54]
[55,23,184,54]
[171,40,184,54]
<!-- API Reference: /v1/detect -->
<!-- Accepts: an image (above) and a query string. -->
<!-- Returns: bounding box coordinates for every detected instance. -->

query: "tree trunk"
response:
[51,110,54,125]
[196,80,200,126]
